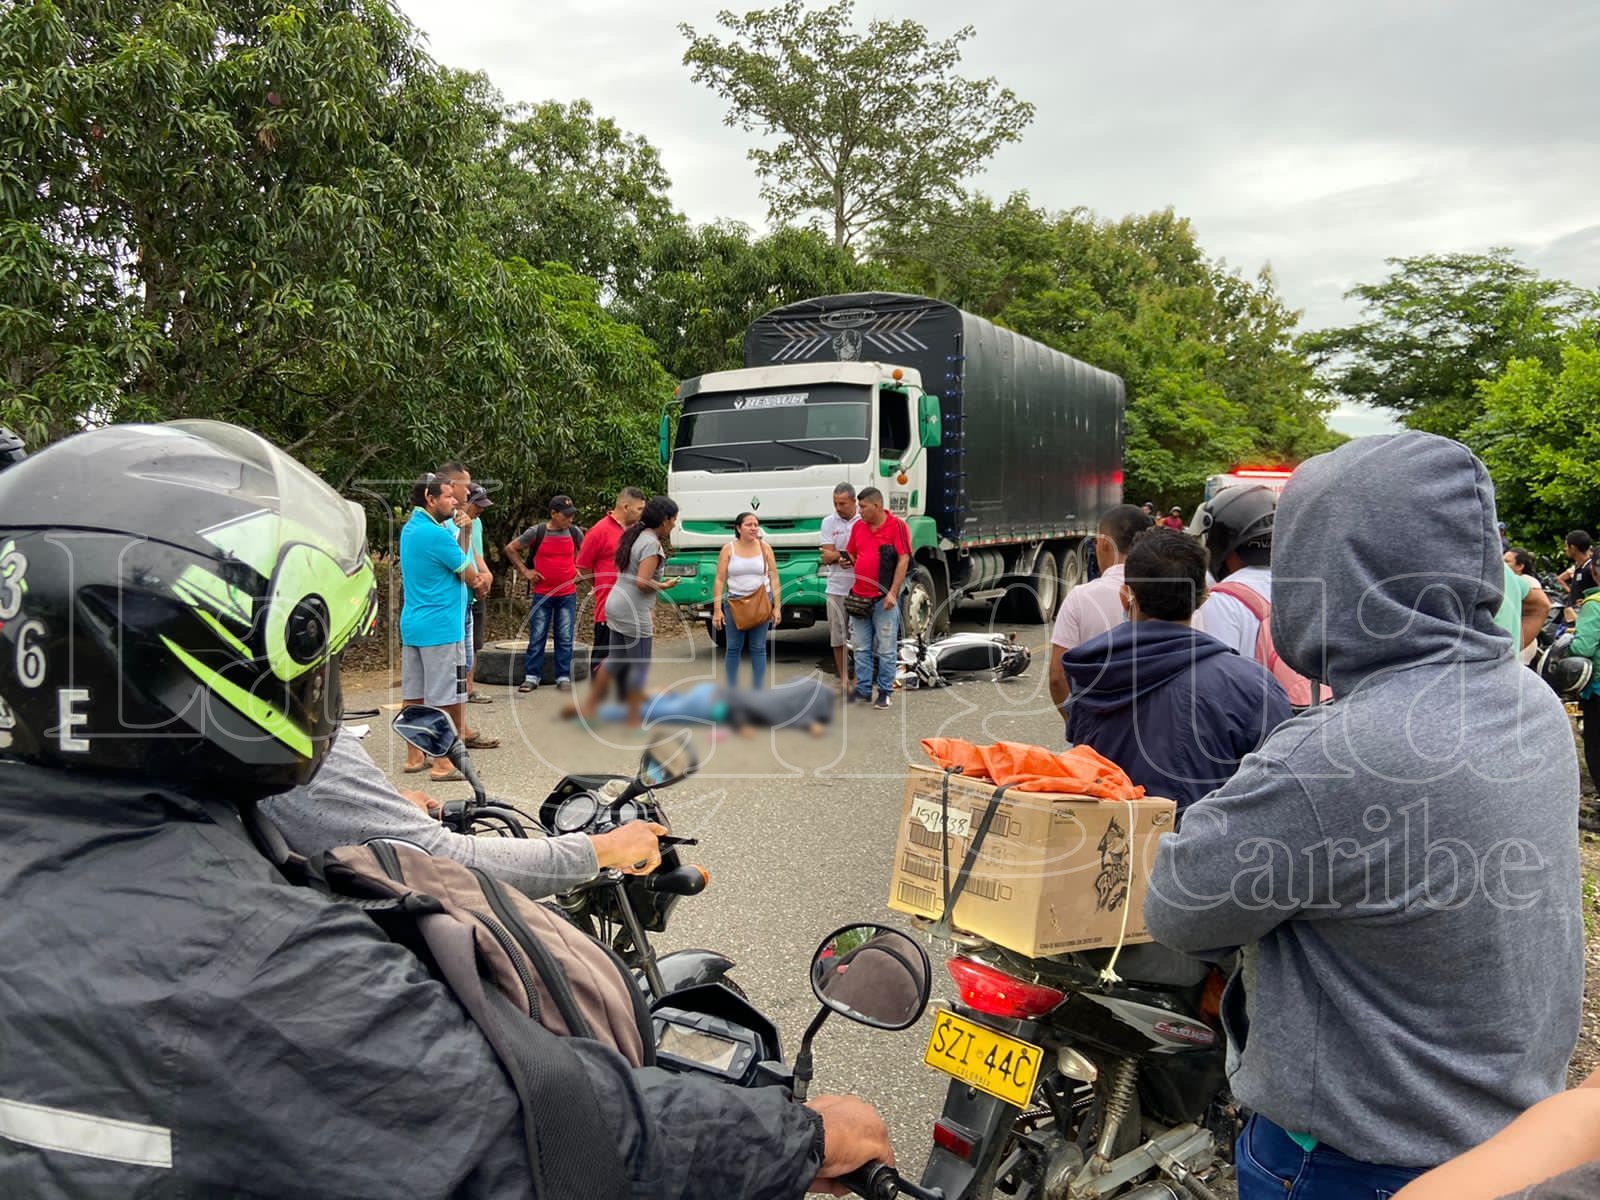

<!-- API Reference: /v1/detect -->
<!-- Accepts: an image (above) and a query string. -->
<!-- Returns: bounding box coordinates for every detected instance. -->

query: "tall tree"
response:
[0,0,664,522]
[471,95,680,297]
[1467,328,1600,552]
[1298,249,1595,441]
[618,221,873,383]
[680,0,1033,250]
[878,194,1339,504]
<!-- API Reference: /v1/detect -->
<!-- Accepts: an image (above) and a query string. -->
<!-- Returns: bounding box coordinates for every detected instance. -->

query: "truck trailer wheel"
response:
[473,640,591,687]
[900,564,947,640]
[1013,550,1067,625]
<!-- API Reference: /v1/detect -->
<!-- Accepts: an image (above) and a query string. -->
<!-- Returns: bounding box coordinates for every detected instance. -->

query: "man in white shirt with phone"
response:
[818,482,861,688]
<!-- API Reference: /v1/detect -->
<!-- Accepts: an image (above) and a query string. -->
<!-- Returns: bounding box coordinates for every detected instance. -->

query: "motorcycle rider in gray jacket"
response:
[0,420,889,1198]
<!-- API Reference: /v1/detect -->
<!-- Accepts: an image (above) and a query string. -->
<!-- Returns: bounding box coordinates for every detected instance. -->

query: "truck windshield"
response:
[674,383,870,472]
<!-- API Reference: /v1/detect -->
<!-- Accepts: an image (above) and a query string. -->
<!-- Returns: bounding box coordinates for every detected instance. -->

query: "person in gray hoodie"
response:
[1144,432,1583,1199]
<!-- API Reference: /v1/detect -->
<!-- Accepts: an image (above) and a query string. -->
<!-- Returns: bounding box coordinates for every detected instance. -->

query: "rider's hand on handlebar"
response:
[590,821,669,874]
[805,1094,893,1196]
[400,788,441,819]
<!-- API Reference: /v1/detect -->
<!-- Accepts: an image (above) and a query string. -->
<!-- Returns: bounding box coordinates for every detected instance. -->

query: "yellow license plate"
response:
[923,1008,1043,1108]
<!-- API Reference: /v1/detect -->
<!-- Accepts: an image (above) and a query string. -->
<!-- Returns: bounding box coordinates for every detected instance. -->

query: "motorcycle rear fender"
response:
[920,1009,1045,1200]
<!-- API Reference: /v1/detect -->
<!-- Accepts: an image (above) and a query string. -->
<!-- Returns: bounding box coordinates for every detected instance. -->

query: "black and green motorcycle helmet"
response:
[0,420,377,796]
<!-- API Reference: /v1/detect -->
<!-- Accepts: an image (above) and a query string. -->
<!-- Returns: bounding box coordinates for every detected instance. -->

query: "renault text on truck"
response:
[657,293,1126,640]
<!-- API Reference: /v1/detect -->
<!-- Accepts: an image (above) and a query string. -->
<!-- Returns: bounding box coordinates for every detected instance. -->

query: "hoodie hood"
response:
[1271,432,1506,692]
[1062,621,1232,717]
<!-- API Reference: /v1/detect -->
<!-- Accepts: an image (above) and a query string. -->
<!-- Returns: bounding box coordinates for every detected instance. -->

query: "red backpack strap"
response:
[1210,580,1270,620]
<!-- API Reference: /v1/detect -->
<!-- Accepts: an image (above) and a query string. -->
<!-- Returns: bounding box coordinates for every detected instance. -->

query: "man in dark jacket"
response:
[1144,433,1582,1198]
[1062,528,1292,814]
[0,421,887,1198]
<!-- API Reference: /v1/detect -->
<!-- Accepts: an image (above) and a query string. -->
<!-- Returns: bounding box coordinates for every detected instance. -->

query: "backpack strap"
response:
[416,902,630,1200]
[298,848,631,1200]
[1210,580,1270,620]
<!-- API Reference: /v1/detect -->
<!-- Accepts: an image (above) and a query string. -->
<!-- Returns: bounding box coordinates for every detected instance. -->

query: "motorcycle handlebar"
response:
[837,1162,942,1200]
[644,864,709,896]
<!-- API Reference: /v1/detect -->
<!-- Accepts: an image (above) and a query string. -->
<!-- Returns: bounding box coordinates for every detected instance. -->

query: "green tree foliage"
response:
[878,194,1339,504]
[618,221,873,382]
[0,0,663,527]
[472,95,679,297]
[1467,328,1600,552]
[1298,249,1596,441]
[680,0,1033,250]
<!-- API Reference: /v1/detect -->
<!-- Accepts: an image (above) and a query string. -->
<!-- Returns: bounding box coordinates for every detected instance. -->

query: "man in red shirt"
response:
[575,486,646,699]
[506,495,584,693]
[845,487,911,709]
[1160,506,1186,530]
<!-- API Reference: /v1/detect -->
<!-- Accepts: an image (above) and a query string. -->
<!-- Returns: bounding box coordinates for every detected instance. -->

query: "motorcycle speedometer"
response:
[613,799,643,826]
[552,792,601,833]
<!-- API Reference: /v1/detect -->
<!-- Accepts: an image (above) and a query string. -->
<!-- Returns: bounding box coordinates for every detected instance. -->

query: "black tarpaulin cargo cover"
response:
[746,293,1124,543]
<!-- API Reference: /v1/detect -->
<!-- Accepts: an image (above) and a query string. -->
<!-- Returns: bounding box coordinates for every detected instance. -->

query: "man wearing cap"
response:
[461,482,495,705]
[506,495,585,693]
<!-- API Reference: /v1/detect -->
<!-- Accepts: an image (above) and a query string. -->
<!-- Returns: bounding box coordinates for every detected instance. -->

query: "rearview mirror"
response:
[639,730,697,789]
[392,705,458,760]
[917,392,942,449]
[809,924,931,1030]
[658,410,672,466]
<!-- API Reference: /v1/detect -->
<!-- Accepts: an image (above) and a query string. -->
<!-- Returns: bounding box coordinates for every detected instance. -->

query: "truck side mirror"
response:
[918,393,941,449]
[658,411,672,466]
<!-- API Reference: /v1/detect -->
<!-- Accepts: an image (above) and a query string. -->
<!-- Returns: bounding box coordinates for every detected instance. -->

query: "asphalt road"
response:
[347,606,1068,1178]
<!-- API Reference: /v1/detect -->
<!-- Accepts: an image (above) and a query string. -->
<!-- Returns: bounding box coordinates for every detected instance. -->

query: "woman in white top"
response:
[712,511,781,689]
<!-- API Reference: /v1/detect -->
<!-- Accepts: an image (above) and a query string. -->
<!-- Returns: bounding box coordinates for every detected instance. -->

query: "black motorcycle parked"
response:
[918,928,1237,1200]
[391,708,734,1001]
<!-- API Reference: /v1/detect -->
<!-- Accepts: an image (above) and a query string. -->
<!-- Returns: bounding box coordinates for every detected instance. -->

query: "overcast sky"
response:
[399,0,1600,438]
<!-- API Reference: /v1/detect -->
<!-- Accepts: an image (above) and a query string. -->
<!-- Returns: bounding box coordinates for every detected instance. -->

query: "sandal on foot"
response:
[402,760,433,774]
[464,735,501,750]
[428,768,465,783]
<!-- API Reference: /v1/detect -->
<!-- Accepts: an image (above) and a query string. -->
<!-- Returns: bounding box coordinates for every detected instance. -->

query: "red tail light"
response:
[946,957,1065,1019]
[933,1117,979,1161]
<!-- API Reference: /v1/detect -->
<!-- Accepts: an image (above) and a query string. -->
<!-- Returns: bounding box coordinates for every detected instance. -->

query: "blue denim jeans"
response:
[524,592,577,683]
[723,599,770,690]
[1236,1114,1425,1200]
[849,600,899,699]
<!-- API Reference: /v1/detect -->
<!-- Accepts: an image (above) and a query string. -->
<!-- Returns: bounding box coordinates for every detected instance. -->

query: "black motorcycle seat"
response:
[1075,942,1212,989]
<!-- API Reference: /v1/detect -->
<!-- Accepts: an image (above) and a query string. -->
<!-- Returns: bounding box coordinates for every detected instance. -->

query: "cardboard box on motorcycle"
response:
[887,765,1176,957]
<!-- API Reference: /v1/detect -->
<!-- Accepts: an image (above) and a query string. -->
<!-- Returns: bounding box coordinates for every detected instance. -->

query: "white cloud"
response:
[399,0,1600,340]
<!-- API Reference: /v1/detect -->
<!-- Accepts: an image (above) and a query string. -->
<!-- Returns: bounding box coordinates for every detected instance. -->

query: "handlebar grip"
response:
[644,864,709,895]
[837,1162,897,1200]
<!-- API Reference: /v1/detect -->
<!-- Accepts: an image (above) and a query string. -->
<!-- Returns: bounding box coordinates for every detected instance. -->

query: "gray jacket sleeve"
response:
[1144,749,1326,955]
[262,730,599,897]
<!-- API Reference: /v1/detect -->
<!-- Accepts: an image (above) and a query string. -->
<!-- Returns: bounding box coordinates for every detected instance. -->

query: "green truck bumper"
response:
[665,549,831,622]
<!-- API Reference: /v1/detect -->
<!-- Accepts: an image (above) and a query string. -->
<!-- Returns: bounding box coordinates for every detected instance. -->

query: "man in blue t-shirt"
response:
[399,474,484,779]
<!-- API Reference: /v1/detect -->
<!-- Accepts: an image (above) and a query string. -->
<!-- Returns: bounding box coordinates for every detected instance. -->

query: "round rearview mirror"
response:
[809,924,931,1031]
[639,730,698,790]
[391,705,458,760]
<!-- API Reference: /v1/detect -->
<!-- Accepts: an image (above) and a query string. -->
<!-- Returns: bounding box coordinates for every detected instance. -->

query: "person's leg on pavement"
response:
[747,613,769,690]
[553,593,577,688]
[467,601,490,702]
[872,601,898,704]
[522,594,551,691]
[827,595,850,688]
[849,612,873,701]
[400,643,429,771]
[724,600,746,689]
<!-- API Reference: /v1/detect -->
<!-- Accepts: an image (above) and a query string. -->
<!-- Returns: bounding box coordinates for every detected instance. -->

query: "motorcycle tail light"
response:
[933,1117,979,1161]
[946,957,1065,1019]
